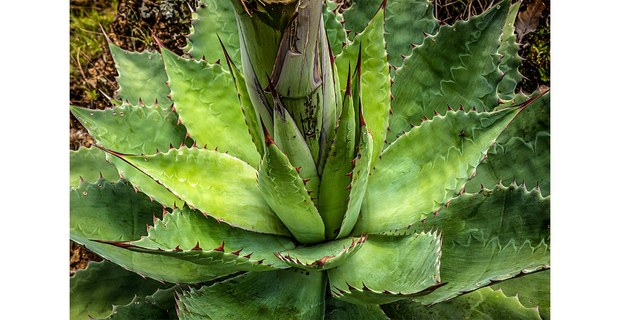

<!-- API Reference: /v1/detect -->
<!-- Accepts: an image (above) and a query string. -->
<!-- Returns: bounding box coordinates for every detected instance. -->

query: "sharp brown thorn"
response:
[214,241,225,252]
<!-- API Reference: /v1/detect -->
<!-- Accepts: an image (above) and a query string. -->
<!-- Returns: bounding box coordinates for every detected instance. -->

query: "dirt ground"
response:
[69,0,550,274]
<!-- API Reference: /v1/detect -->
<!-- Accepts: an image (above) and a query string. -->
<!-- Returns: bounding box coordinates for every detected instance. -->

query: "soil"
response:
[69,0,550,274]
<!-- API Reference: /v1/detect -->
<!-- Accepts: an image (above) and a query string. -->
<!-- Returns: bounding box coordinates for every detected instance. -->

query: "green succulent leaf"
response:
[356,106,522,234]
[274,235,367,271]
[70,147,119,187]
[273,103,320,199]
[231,0,282,134]
[71,179,218,283]
[468,91,550,195]
[323,0,347,56]
[224,48,265,156]
[104,296,176,320]
[319,82,356,239]
[108,43,172,107]
[177,269,326,320]
[104,286,185,319]
[258,140,326,244]
[498,91,550,141]
[318,23,341,171]
[410,184,550,304]
[497,2,523,101]
[343,0,439,67]
[328,232,442,305]
[337,122,373,239]
[325,296,389,320]
[70,179,164,243]
[126,206,294,269]
[388,0,510,143]
[70,104,188,155]
[466,133,550,195]
[381,286,543,320]
[70,104,189,207]
[184,0,240,65]
[160,47,260,168]
[336,5,390,168]
[268,0,331,163]
[107,147,290,236]
[70,260,169,320]
[490,270,550,319]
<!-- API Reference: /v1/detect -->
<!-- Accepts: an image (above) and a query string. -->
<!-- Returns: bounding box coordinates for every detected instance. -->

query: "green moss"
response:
[70,1,118,77]
[520,23,550,91]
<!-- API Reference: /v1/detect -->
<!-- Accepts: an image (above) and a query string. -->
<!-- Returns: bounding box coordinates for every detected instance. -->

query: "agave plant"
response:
[70,0,550,319]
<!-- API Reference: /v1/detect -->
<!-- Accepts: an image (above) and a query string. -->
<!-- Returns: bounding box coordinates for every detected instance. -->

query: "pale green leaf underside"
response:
[382,286,542,320]
[161,48,260,168]
[343,0,439,67]
[388,0,511,143]
[70,147,119,187]
[258,143,325,244]
[70,260,168,320]
[274,236,366,271]
[109,44,171,107]
[335,6,390,168]
[410,184,550,304]
[177,270,326,320]
[116,147,290,236]
[356,107,520,234]
[185,0,240,65]
[130,207,294,269]
[328,232,442,305]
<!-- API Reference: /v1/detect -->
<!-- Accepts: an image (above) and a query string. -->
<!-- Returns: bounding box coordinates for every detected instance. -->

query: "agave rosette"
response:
[70,0,550,319]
